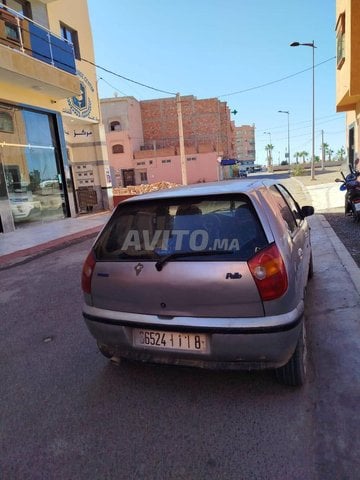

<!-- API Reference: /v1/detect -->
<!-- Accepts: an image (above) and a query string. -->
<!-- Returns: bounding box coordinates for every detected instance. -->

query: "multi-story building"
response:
[101,96,144,187]
[0,0,112,234]
[101,95,236,187]
[234,125,256,162]
[336,0,360,167]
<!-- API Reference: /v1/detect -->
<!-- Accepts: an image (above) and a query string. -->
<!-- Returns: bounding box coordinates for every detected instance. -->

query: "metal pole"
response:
[176,93,187,185]
[321,129,325,171]
[278,111,290,165]
[290,41,316,179]
[287,113,290,166]
[311,42,315,180]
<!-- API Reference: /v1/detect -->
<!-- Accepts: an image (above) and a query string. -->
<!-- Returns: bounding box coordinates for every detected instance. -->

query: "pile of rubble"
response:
[113,181,180,196]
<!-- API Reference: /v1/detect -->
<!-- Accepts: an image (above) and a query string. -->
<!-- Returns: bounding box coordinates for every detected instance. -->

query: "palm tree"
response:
[325,145,334,161]
[300,151,309,163]
[322,142,330,159]
[293,152,300,164]
[336,147,346,161]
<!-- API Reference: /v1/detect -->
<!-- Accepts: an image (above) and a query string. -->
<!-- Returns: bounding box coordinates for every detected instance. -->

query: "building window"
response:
[186,156,196,161]
[112,144,124,154]
[161,159,171,163]
[140,172,148,182]
[3,0,32,18]
[5,22,20,42]
[110,121,121,132]
[136,161,146,166]
[0,112,14,133]
[60,22,81,60]
[336,12,345,69]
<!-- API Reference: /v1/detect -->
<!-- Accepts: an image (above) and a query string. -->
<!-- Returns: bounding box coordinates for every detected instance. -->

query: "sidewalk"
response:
[0,211,110,269]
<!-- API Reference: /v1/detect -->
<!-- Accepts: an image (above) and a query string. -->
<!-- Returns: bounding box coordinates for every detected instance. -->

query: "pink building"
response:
[100,95,234,186]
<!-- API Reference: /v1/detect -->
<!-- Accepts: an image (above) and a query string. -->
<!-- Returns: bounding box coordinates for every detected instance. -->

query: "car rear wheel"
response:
[275,321,307,387]
[308,252,314,280]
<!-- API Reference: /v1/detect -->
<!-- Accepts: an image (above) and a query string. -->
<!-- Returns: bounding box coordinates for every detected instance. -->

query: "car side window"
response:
[269,185,297,234]
[276,184,303,226]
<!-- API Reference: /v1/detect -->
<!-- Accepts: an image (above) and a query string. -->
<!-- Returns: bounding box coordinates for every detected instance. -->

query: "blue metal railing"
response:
[0,3,76,75]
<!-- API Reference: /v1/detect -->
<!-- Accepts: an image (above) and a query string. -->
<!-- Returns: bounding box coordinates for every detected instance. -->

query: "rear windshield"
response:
[94,194,268,262]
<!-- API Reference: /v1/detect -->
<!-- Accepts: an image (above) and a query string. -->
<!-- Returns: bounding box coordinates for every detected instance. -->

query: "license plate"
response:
[133,328,208,353]
[355,202,360,212]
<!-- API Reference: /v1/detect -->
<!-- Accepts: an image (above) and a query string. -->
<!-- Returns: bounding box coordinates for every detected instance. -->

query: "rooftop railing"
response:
[0,2,76,75]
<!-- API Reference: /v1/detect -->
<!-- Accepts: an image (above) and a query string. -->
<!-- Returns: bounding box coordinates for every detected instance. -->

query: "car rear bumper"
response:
[82,302,304,370]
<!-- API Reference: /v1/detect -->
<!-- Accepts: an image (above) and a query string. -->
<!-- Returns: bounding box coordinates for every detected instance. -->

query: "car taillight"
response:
[81,250,96,294]
[247,244,288,301]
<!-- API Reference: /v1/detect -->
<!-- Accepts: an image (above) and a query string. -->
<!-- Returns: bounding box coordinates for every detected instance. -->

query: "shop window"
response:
[110,121,121,132]
[112,144,124,154]
[336,12,345,69]
[60,22,81,60]
[0,112,14,133]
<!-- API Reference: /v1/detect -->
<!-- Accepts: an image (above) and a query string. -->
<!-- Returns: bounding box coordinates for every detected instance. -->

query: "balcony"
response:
[0,4,80,99]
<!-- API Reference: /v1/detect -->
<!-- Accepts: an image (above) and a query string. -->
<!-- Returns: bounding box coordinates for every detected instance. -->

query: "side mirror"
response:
[301,205,314,217]
[335,178,344,183]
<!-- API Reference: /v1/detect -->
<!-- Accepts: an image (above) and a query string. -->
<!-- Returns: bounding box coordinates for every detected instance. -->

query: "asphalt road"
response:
[1,238,359,480]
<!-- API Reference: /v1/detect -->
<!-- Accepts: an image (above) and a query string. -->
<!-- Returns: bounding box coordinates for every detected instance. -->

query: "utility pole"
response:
[321,129,325,171]
[176,93,187,185]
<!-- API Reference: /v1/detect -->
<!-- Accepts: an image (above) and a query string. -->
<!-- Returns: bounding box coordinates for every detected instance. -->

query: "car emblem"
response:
[135,263,144,276]
[225,272,242,279]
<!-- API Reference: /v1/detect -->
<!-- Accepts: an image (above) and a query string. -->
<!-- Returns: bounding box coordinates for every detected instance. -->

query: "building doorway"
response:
[348,125,355,167]
[122,169,135,187]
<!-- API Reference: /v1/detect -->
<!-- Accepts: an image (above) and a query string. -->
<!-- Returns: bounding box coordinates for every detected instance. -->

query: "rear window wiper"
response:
[155,250,230,271]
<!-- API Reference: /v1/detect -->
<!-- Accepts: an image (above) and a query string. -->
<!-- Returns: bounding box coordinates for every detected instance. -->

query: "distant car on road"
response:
[82,179,314,386]
[238,169,247,178]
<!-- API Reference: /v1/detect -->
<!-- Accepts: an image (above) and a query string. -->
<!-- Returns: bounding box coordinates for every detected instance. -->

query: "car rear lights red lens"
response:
[81,250,96,294]
[248,244,288,301]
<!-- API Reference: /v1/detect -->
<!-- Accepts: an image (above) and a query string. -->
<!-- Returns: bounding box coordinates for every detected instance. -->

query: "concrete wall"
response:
[135,151,219,185]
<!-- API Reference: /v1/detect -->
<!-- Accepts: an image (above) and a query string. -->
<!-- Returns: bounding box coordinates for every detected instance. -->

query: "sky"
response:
[87,0,345,165]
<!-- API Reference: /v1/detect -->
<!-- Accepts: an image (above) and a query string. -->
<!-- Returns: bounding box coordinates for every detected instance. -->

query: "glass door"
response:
[0,106,66,226]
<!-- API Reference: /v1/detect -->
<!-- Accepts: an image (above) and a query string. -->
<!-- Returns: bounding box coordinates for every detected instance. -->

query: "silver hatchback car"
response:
[82,180,314,386]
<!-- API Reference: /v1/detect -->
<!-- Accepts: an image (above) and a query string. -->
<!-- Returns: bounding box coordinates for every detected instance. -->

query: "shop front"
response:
[0,102,74,232]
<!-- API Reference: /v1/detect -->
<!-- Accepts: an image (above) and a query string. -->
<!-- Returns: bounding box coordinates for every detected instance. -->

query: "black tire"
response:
[351,204,360,222]
[97,341,116,359]
[308,252,314,280]
[275,321,307,387]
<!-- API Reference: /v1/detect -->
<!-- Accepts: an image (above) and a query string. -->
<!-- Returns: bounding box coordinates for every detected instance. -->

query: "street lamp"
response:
[278,110,290,165]
[290,41,316,180]
[263,131,272,144]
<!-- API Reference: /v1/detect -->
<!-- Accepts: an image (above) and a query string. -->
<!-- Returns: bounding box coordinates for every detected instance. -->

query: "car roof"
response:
[120,179,277,203]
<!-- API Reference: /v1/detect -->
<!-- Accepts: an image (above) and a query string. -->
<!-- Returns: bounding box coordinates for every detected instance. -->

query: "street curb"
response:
[317,214,360,297]
[0,226,101,270]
